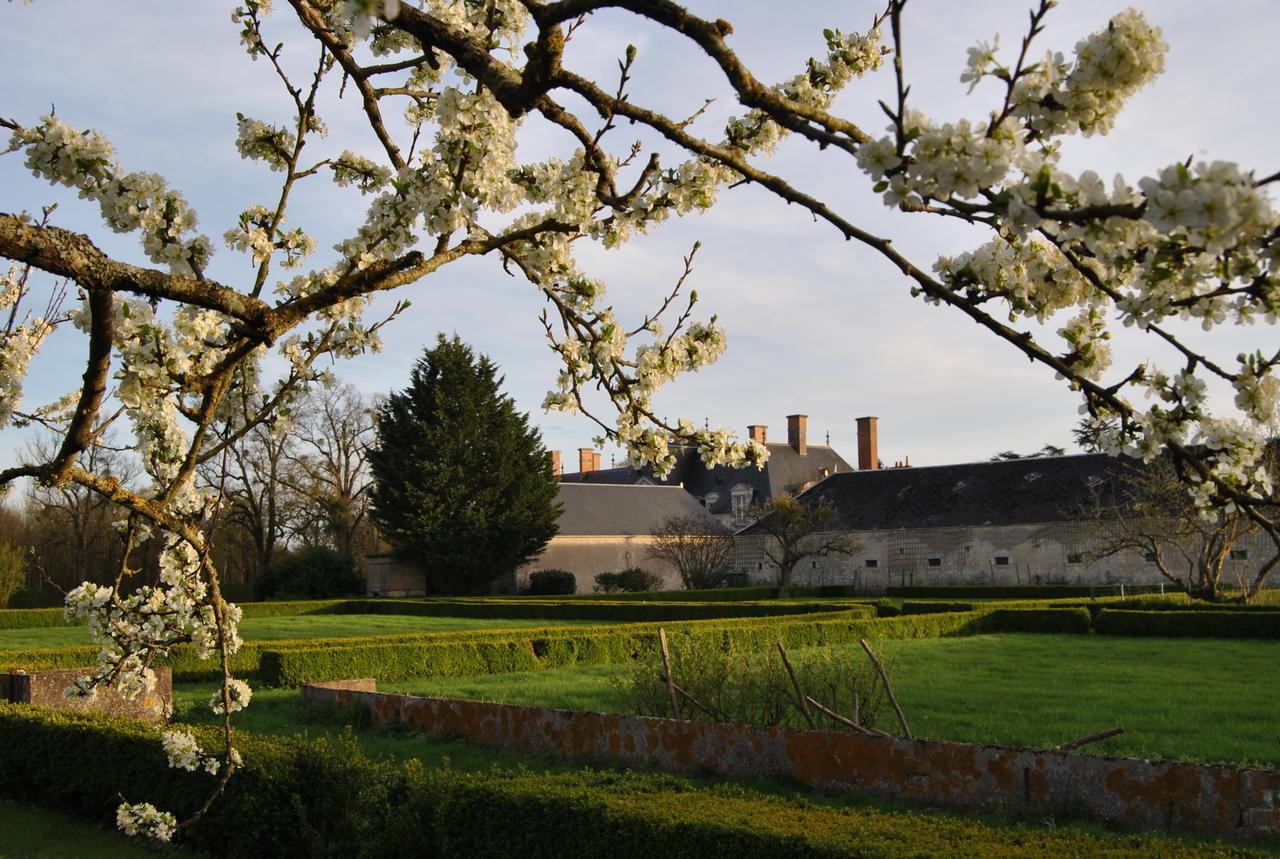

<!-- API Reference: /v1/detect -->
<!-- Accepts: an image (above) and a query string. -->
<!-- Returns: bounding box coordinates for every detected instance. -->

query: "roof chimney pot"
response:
[786,414,808,456]
[856,416,879,471]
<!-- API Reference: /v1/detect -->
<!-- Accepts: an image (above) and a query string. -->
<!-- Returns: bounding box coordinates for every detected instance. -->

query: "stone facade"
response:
[513,535,682,593]
[732,524,1275,593]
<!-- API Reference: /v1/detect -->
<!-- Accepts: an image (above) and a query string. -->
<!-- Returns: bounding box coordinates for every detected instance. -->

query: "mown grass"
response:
[0,612,609,650]
[383,634,1280,767]
[0,799,202,858]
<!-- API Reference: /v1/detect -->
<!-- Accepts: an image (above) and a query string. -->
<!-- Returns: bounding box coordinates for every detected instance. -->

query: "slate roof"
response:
[556,482,720,536]
[560,442,854,518]
[745,453,1135,533]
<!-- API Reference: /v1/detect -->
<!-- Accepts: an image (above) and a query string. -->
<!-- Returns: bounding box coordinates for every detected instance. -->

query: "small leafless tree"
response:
[647,513,735,590]
[1088,454,1276,601]
[749,494,858,598]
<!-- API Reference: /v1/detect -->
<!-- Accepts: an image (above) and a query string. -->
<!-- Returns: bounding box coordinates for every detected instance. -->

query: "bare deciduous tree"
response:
[748,495,858,598]
[647,513,734,590]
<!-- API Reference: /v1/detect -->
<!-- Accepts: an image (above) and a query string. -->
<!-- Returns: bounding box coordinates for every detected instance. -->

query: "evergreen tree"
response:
[368,335,560,594]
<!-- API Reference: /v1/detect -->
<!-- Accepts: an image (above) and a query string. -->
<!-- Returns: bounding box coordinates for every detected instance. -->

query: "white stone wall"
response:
[732,523,1275,594]
[516,535,684,594]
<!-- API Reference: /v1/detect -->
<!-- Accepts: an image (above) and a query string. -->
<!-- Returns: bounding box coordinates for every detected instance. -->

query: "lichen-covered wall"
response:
[5,667,171,723]
[302,682,1280,841]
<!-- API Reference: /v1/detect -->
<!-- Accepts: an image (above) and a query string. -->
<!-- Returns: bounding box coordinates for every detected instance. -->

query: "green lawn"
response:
[0,613,608,650]
[0,800,202,858]
[385,634,1280,767]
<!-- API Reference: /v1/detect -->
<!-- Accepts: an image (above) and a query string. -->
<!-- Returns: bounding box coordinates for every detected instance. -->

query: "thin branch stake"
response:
[657,627,680,719]
[776,640,816,729]
[805,695,889,736]
[860,638,911,739]
[1058,725,1125,752]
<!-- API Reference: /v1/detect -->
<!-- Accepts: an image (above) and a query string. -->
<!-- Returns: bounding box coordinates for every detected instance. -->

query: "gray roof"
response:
[555,482,720,536]
[560,442,854,517]
[745,453,1136,533]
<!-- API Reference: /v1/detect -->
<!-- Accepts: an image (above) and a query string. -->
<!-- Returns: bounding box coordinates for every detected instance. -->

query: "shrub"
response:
[255,546,364,600]
[524,569,577,595]
[594,567,663,594]
[1094,609,1280,639]
[616,630,890,730]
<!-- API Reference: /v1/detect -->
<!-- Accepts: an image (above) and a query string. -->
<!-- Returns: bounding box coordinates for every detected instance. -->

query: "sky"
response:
[3,1,1278,478]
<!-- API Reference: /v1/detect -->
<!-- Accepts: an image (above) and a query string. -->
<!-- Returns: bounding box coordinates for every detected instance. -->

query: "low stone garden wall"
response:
[302,680,1279,841]
[2,667,172,723]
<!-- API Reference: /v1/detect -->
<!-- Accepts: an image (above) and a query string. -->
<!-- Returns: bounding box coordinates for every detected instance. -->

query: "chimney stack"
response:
[856,416,879,471]
[747,425,768,444]
[593,451,602,471]
[578,447,596,475]
[786,414,807,456]
[549,450,561,477]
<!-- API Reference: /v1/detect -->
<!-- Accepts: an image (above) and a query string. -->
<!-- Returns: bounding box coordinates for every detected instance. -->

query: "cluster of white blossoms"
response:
[209,678,253,715]
[0,264,54,428]
[1011,8,1167,137]
[9,117,211,277]
[116,802,178,842]
[162,729,221,775]
[235,115,297,173]
[224,206,315,268]
[870,7,1278,518]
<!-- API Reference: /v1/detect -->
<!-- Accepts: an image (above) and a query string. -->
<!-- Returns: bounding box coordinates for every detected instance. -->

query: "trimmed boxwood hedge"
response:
[1094,609,1280,639]
[256,609,1092,687]
[0,705,1258,858]
[885,585,1173,599]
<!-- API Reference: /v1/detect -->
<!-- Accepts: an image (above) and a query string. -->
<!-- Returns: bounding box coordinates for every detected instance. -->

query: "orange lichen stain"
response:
[984,754,1017,793]
[1103,764,1214,832]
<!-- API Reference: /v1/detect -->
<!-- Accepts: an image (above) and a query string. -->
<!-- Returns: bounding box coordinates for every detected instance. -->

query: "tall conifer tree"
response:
[369,335,560,593]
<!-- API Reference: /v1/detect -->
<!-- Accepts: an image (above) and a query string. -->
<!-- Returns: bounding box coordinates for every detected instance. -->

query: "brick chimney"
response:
[593,451,602,471]
[549,450,561,477]
[786,414,807,456]
[578,447,596,474]
[856,416,879,471]
[747,425,768,444]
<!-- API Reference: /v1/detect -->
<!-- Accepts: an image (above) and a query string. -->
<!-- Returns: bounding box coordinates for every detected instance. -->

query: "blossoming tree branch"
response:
[0,0,1276,839]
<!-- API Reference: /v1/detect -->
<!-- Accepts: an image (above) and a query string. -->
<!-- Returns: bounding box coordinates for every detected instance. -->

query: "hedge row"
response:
[885,584,1182,599]
[0,597,352,630]
[0,595,877,631]
[561,584,871,602]
[1094,609,1280,638]
[0,706,1253,858]
[340,597,877,622]
[257,609,1092,687]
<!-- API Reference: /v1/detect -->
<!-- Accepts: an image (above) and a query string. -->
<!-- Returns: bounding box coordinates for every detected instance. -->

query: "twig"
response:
[1057,726,1125,752]
[851,690,860,726]
[859,638,911,739]
[805,695,890,736]
[672,682,715,720]
[657,627,680,718]
[775,641,816,729]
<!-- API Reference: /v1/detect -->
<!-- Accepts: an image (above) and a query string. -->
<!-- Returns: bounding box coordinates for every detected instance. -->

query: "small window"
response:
[864,559,879,569]
[1143,551,1157,563]
[757,562,763,571]
[1231,549,1249,561]
[927,557,942,568]
[993,556,1010,567]
[1066,552,1084,565]
[811,560,817,569]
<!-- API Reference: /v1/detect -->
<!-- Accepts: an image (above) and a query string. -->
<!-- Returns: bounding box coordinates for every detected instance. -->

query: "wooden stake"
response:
[672,682,715,720]
[860,638,911,739]
[851,690,860,726]
[805,695,891,736]
[1058,726,1125,752]
[776,640,816,729]
[657,627,680,719]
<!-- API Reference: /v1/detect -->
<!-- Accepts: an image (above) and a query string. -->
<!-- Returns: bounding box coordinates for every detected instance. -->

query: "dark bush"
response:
[255,546,364,600]
[524,569,577,595]
[594,567,663,594]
